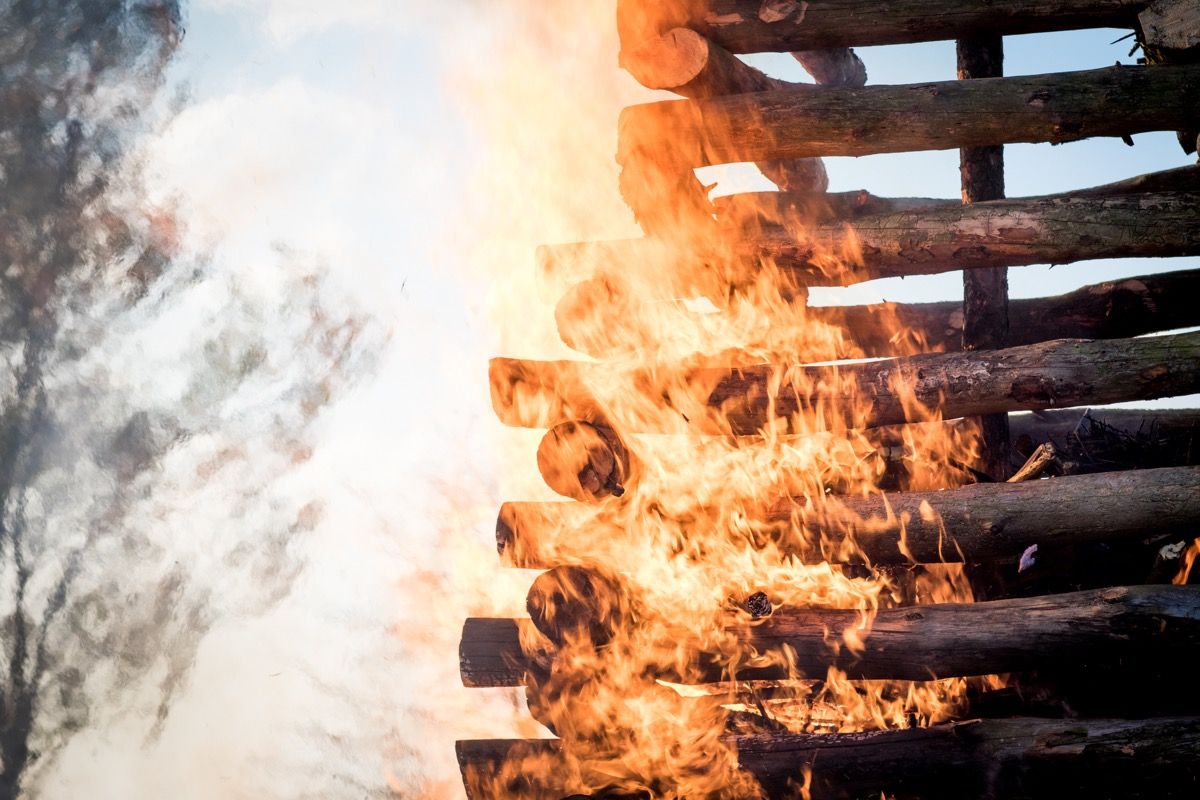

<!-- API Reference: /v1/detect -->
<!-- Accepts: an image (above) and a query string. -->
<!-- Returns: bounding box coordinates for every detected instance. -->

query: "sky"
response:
[31,2,1197,797]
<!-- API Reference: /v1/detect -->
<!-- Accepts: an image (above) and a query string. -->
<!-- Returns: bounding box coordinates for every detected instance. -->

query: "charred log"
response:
[460,715,1200,799]
[618,64,1200,168]
[497,466,1200,570]
[490,331,1200,435]
[460,585,1200,687]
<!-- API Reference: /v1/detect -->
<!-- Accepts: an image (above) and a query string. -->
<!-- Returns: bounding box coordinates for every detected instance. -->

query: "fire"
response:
[455,2,998,797]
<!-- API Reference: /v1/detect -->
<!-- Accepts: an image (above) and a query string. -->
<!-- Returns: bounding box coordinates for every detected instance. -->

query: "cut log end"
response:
[537,421,633,502]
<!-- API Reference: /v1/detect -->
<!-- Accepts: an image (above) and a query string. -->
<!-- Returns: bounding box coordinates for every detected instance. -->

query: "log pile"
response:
[462,1,1200,797]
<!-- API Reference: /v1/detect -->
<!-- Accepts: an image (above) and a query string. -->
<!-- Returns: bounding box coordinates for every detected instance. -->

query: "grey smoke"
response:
[0,2,388,795]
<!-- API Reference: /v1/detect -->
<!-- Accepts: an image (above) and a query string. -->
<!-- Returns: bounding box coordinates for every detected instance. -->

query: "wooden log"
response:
[496,466,1200,570]
[618,64,1200,167]
[621,26,831,195]
[1140,0,1200,52]
[670,1,1152,53]
[458,716,1200,799]
[489,331,1200,434]
[812,269,1200,357]
[537,420,633,502]
[460,584,1200,687]
[544,191,1200,292]
[958,33,1011,480]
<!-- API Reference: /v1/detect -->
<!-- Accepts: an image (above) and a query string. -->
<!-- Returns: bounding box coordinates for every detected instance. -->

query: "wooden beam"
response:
[618,63,1200,167]
[676,1,1151,53]
[490,331,1200,434]
[458,716,1200,799]
[958,33,1011,479]
[460,584,1200,687]
[496,466,1200,570]
[543,191,1200,292]
[556,268,1200,361]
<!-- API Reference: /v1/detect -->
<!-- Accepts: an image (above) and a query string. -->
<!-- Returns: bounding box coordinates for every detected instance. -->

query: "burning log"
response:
[526,566,633,648]
[619,27,867,195]
[537,421,633,502]
[489,331,1200,435]
[497,466,1200,570]
[629,1,1153,53]
[460,585,1200,687]
[618,64,1200,169]
[554,227,1200,362]
[544,191,1200,294]
[458,716,1200,799]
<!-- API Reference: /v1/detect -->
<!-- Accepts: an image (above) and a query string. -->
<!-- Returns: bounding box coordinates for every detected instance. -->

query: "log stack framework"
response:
[465,2,1200,797]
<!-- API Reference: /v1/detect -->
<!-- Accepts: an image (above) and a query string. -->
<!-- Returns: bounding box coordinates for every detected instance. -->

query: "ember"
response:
[463,1,1200,798]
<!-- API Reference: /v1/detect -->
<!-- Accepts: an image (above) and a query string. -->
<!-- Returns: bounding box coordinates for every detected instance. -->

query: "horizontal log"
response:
[618,64,1200,167]
[460,585,1200,687]
[676,1,1152,53]
[497,466,1200,570]
[558,268,1200,359]
[622,26,832,196]
[458,716,1200,799]
[547,191,1200,291]
[490,331,1200,434]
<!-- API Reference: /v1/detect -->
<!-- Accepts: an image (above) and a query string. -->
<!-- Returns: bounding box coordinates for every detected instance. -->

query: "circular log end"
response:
[537,420,633,502]
[624,27,709,90]
[555,275,639,359]
[526,565,631,649]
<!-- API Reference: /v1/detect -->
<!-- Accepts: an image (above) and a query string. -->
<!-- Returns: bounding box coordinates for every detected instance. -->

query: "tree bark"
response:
[496,466,1200,570]
[958,34,1011,479]
[490,331,1200,434]
[812,269,1200,356]
[545,191,1200,293]
[460,584,1200,687]
[673,0,1151,53]
[457,716,1200,799]
[618,63,1200,167]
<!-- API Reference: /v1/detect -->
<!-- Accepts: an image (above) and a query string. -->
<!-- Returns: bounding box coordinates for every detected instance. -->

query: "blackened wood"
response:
[526,566,631,648]
[618,64,1200,167]
[537,421,633,502]
[459,585,1200,687]
[459,716,1200,799]
[958,33,1010,480]
[489,331,1200,434]
[496,466,1200,570]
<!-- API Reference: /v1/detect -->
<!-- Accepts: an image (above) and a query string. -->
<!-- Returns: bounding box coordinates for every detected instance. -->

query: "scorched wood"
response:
[460,585,1200,687]
[457,716,1200,799]
[489,331,1200,434]
[496,466,1200,569]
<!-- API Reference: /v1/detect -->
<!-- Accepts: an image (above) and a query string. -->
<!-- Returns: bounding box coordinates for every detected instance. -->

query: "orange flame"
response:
[455,2,996,797]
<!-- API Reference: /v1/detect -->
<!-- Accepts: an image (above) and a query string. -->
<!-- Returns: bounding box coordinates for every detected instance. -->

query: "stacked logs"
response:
[462,1,1200,797]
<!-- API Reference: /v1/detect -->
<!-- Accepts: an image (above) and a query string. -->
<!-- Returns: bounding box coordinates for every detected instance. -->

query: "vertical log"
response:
[958,34,1012,480]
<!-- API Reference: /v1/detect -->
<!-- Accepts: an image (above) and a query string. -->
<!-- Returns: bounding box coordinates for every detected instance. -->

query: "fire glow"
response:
[456,1,1200,798]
